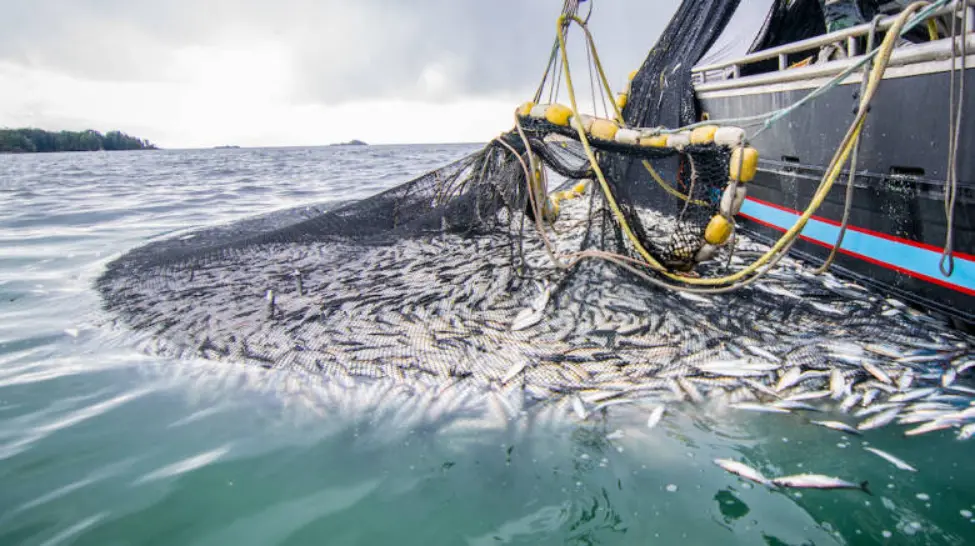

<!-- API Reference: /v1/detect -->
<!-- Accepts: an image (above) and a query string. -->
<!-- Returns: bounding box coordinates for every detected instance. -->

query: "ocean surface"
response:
[1,145,973,546]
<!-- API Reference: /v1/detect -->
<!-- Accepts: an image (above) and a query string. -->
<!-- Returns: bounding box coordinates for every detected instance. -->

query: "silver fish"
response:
[571,395,588,420]
[897,369,915,391]
[746,345,782,363]
[857,406,901,431]
[678,377,704,404]
[810,420,861,435]
[904,419,958,436]
[942,367,957,387]
[772,474,870,494]
[501,361,528,384]
[776,367,802,392]
[955,359,975,374]
[713,458,772,486]
[786,390,831,402]
[731,402,790,414]
[863,447,917,472]
[772,400,821,412]
[646,405,665,429]
[957,422,975,441]
[862,362,893,385]
[839,392,863,413]
[888,388,937,404]
[829,369,847,399]
[511,307,543,331]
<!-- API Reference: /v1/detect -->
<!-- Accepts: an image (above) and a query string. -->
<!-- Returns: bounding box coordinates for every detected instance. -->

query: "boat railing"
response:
[692,0,975,85]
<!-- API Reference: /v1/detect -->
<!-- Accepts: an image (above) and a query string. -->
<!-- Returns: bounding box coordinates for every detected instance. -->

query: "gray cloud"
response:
[0,0,680,104]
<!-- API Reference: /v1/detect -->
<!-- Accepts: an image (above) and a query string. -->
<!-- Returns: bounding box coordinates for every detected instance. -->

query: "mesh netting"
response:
[96,0,975,436]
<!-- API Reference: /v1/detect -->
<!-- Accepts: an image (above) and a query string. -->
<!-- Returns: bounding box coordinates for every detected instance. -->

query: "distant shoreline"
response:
[0,128,157,154]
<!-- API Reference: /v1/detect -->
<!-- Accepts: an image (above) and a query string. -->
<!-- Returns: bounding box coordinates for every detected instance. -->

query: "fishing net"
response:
[97,0,975,438]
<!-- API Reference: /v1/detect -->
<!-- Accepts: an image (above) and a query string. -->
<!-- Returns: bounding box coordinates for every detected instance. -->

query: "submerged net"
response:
[98,0,975,437]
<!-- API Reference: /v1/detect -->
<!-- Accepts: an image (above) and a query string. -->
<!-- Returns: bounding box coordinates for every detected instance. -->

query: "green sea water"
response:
[1,146,973,545]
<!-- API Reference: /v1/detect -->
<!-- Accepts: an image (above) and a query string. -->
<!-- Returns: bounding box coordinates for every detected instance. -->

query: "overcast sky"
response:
[0,1,679,148]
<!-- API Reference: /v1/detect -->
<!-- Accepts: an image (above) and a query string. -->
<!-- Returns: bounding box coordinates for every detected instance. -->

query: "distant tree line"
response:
[0,128,157,153]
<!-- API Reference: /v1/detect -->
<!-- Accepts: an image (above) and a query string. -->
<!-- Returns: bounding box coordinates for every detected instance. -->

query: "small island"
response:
[0,128,157,154]
[329,139,368,147]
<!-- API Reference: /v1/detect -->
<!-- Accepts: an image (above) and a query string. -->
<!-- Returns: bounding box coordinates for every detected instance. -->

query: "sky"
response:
[0,0,680,148]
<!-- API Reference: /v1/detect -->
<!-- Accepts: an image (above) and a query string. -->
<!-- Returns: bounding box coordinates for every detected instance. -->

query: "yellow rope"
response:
[553,5,922,286]
[642,160,708,207]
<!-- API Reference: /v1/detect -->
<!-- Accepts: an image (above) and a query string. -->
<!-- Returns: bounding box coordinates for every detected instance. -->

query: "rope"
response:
[551,4,926,287]
[940,1,968,277]
[814,14,883,275]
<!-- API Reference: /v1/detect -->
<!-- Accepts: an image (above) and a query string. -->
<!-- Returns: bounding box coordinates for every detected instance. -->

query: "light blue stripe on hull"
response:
[739,198,975,294]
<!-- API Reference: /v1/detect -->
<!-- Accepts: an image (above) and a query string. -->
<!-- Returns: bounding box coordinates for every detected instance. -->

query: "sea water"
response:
[1,146,973,545]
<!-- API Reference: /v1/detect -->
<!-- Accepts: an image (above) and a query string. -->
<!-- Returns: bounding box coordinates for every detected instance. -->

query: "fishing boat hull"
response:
[695,46,975,324]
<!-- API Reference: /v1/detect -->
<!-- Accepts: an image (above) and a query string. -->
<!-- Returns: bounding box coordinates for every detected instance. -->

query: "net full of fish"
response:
[97,178,975,463]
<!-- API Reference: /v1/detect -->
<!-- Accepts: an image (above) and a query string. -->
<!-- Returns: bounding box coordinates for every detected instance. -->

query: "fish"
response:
[897,369,915,391]
[731,403,790,414]
[501,361,528,384]
[839,392,863,413]
[772,474,871,494]
[862,362,893,385]
[785,390,831,402]
[863,447,917,472]
[571,395,588,420]
[646,405,665,429]
[746,345,782,363]
[942,367,957,387]
[888,388,937,404]
[857,406,902,431]
[810,420,861,435]
[697,360,778,377]
[829,369,847,399]
[772,400,821,412]
[955,359,975,374]
[677,292,713,305]
[713,459,772,486]
[904,419,958,437]
[511,307,543,331]
[678,377,704,404]
[776,367,802,392]
[957,422,975,441]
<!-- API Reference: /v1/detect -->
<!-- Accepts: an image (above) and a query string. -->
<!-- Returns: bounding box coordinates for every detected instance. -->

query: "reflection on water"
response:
[0,146,972,545]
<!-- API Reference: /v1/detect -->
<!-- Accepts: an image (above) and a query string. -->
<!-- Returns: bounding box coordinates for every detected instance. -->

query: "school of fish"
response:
[98,185,975,473]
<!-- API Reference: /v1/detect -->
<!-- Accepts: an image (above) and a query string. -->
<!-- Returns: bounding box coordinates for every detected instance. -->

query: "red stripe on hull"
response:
[740,212,975,297]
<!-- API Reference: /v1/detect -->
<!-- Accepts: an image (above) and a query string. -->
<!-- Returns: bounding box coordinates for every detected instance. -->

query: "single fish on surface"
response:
[772,474,871,494]
[713,459,772,486]
[863,447,917,472]
[810,420,861,435]
[646,405,665,429]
